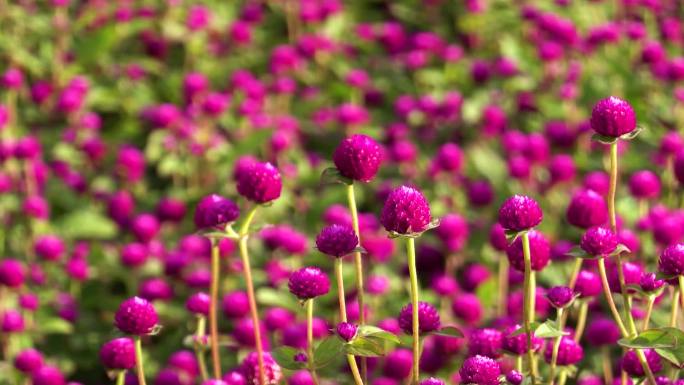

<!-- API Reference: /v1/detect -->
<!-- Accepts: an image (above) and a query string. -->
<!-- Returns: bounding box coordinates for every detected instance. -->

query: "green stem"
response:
[334,258,364,385]
[134,336,147,385]
[306,300,320,385]
[209,240,222,379]
[602,347,613,385]
[195,316,209,381]
[679,276,684,316]
[522,232,539,384]
[346,183,367,383]
[642,296,655,331]
[557,370,568,385]
[407,237,420,385]
[573,301,589,342]
[115,371,125,385]
[568,258,583,290]
[498,257,509,317]
[238,206,266,385]
[635,349,658,385]
[597,258,629,337]
[548,308,564,385]
[670,289,680,328]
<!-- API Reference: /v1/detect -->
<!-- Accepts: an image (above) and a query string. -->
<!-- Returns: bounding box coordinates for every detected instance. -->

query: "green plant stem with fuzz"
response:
[602,347,613,385]
[135,336,147,385]
[406,237,421,385]
[334,258,364,385]
[679,276,684,314]
[115,371,125,385]
[670,289,680,327]
[195,316,209,381]
[306,299,320,385]
[548,307,564,385]
[238,206,266,385]
[346,183,367,382]
[521,232,539,384]
[642,295,655,331]
[209,240,222,379]
[498,257,509,317]
[573,301,589,342]
[606,141,657,385]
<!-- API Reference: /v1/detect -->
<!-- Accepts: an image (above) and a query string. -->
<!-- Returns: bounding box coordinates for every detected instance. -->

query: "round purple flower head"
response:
[336,322,358,342]
[333,134,383,182]
[468,328,504,358]
[114,296,158,335]
[240,352,282,385]
[224,370,247,385]
[288,267,330,300]
[380,185,432,234]
[547,286,574,308]
[100,337,136,370]
[435,213,469,252]
[315,224,358,257]
[32,365,65,385]
[419,378,445,385]
[640,272,665,293]
[574,270,601,298]
[203,381,228,385]
[580,226,618,257]
[0,259,25,288]
[186,292,210,316]
[2,310,24,332]
[544,337,583,365]
[502,324,542,356]
[14,348,44,373]
[506,371,523,385]
[566,189,608,229]
[398,301,440,334]
[451,294,482,325]
[236,161,282,203]
[585,317,620,346]
[498,195,543,231]
[506,230,550,272]
[223,291,250,319]
[194,194,240,229]
[590,96,636,138]
[622,349,662,377]
[629,170,661,199]
[459,355,501,385]
[659,243,684,277]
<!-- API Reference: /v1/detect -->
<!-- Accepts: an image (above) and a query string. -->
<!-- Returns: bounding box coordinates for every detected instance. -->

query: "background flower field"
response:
[1,1,684,385]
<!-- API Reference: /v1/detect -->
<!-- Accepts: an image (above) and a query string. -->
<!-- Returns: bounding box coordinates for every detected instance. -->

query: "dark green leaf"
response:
[655,346,684,367]
[256,288,299,312]
[505,229,526,244]
[271,346,306,370]
[357,325,401,344]
[346,336,386,357]
[618,327,684,349]
[610,244,631,256]
[566,246,588,259]
[314,337,345,368]
[58,209,118,240]
[509,322,540,337]
[591,133,618,145]
[433,326,464,338]
[619,126,644,141]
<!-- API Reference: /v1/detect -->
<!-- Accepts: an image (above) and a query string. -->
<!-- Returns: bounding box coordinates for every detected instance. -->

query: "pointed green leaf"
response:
[320,167,353,186]
[346,336,386,357]
[655,346,684,368]
[433,326,464,338]
[313,336,345,368]
[534,320,567,338]
[591,133,618,145]
[271,346,306,370]
[357,325,401,344]
[618,327,683,349]
[509,322,540,337]
[619,126,644,141]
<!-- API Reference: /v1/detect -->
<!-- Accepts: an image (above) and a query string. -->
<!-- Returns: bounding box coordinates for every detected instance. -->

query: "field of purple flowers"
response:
[2,1,684,385]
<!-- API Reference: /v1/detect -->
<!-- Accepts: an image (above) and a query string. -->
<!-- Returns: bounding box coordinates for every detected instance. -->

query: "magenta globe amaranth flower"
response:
[398,301,440,334]
[547,286,574,308]
[506,230,550,272]
[419,378,445,385]
[451,294,482,325]
[640,272,665,293]
[194,194,240,229]
[333,134,383,182]
[222,291,250,319]
[240,352,282,385]
[566,189,608,229]
[186,292,210,316]
[14,348,44,373]
[32,365,65,385]
[506,371,523,385]
[315,224,358,257]
[590,96,636,138]
[459,355,501,385]
[0,259,25,288]
[468,328,504,358]
[2,310,24,332]
[622,349,662,377]
[380,185,432,234]
[336,322,358,342]
[586,317,621,347]
[498,195,543,231]
[544,337,583,365]
[100,337,136,370]
[236,161,282,203]
[574,270,601,298]
[629,170,661,199]
[580,226,618,257]
[114,296,158,335]
[658,243,684,277]
[287,266,330,300]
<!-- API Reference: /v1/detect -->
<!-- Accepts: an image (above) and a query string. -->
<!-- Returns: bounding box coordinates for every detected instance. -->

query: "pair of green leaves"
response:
[566,244,631,260]
[591,126,644,145]
[618,327,684,367]
[509,320,567,339]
